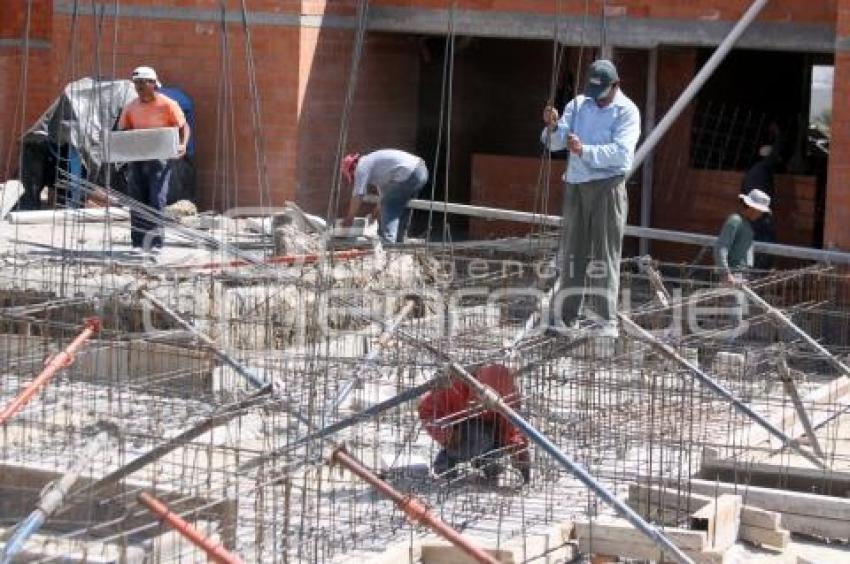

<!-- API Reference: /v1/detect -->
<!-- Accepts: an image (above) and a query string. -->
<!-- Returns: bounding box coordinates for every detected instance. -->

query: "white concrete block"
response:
[0,180,25,219]
[105,127,178,162]
[6,208,129,224]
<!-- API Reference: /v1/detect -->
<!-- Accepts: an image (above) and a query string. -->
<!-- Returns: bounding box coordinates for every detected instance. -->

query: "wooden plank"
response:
[680,478,850,522]
[574,518,707,551]
[690,494,741,551]
[700,455,850,496]
[778,512,850,540]
[629,483,782,530]
[628,483,713,512]
[738,524,790,549]
[741,505,782,530]
[420,543,512,564]
[576,537,725,564]
[419,522,574,564]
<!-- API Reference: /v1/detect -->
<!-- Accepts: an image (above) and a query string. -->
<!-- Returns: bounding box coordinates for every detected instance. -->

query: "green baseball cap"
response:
[584,59,619,100]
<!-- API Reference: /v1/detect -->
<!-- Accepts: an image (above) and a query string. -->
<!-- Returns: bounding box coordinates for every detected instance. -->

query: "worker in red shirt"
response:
[418,364,531,484]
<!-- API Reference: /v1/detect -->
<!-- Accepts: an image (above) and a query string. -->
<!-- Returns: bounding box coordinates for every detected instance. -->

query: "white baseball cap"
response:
[739,189,771,213]
[131,66,161,87]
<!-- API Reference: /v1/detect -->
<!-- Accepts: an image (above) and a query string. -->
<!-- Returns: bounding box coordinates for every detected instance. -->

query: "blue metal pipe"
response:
[1,429,113,563]
[1,512,46,563]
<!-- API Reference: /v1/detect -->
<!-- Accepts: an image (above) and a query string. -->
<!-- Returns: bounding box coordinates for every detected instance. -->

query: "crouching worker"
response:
[417,364,531,484]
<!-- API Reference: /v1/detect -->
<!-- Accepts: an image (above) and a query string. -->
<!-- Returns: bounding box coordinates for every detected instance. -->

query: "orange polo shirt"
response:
[118,93,186,130]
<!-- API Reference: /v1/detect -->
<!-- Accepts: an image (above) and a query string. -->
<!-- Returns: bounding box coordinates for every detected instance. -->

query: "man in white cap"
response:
[118,66,191,251]
[714,189,772,285]
[541,59,641,338]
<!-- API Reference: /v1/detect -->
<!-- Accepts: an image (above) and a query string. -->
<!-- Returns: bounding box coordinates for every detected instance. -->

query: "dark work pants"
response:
[433,419,502,479]
[128,159,172,248]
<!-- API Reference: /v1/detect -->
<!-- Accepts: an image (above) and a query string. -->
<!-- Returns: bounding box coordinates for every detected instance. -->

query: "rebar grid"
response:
[0,242,848,562]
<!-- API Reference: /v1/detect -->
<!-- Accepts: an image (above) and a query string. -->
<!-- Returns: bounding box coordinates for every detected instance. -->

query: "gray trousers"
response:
[556,175,627,326]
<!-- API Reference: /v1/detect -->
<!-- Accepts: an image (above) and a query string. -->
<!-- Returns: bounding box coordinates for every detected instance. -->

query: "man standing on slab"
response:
[118,66,191,253]
[541,59,641,338]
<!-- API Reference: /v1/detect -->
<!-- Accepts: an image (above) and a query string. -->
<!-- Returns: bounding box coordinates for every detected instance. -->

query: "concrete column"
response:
[824,3,850,250]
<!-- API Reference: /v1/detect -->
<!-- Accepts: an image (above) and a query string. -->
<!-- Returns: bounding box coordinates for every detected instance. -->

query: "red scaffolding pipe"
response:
[137,492,243,564]
[0,317,100,426]
[172,248,372,271]
[330,447,500,564]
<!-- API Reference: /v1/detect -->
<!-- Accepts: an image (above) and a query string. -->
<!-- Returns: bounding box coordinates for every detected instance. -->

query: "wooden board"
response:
[677,478,850,523]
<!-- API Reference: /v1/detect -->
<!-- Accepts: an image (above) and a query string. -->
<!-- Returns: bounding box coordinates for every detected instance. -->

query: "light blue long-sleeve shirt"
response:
[541,90,641,184]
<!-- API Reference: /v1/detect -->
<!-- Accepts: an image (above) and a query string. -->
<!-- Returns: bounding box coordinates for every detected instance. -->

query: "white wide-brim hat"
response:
[739,189,771,213]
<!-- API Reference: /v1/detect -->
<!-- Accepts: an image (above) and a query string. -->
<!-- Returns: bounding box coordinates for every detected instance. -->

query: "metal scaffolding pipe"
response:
[0,318,100,426]
[778,356,825,459]
[240,378,441,472]
[81,391,270,498]
[172,248,373,271]
[392,198,850,265]
[142,291,269,391]
[0,428,114,564]
[330,447,500,564]
[137,492,243,564]
[617,313,827,469]
[741,284,850,380]
[629,0,772,174]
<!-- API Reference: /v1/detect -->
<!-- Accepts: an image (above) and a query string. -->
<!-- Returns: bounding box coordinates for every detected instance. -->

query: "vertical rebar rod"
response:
[618,313,826,469]
[400,333,694,564]
[741,284,850,379]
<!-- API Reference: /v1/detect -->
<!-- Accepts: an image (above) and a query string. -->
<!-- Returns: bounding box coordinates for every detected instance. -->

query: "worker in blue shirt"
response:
[541,59,641,338]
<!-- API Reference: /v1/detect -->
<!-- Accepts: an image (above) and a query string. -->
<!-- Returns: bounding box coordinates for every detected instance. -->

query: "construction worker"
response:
[118,66,191,253]
[541,60,641,338]
[417,364,531,485]
[340,149,428,243]
[714,189,772,285]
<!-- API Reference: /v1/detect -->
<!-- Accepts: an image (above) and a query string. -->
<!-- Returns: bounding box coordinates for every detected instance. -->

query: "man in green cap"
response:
[541,59,641,338]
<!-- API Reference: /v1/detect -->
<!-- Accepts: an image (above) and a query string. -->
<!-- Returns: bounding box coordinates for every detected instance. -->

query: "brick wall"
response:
[50,5,300,209]
[468,154,563,239]
[824,0,850,250]
[0,1,52,177]
[0,0,844,239]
